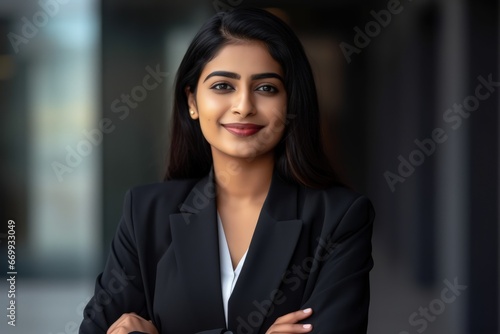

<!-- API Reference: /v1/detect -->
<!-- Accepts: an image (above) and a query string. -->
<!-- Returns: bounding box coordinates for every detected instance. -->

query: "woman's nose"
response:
[231,89,256,118]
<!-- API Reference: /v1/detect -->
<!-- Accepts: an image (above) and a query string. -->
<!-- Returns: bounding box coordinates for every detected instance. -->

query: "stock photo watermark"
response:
[384,73,499,192]
[4,220,17,327]
[398,277,467,334]
[7,0,70,54]
[213,0,244,15]
[340,0,409,63]
[235,234,339,333]
[51,64,169,182]
[50,267,135,334]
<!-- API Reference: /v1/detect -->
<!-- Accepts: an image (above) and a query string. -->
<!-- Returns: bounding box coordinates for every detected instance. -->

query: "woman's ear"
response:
[185,86,198,119]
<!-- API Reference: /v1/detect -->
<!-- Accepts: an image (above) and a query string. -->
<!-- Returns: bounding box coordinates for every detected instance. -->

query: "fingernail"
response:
[303,324,312,329]
[303,308,312,313]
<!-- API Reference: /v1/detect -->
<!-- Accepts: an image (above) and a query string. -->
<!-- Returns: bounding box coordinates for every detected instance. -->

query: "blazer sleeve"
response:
[79,189,232,334]
[79,189,149,334]
[300,195,375,334]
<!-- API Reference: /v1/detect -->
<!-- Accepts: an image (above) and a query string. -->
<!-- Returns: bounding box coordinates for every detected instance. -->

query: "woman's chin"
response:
[212,148,271,163]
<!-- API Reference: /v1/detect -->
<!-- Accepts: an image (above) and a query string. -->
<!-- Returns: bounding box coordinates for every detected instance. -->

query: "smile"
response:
[222,123,265,137]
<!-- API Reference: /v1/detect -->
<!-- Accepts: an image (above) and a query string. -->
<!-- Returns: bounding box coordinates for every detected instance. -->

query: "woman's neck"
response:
[212,151,274,204]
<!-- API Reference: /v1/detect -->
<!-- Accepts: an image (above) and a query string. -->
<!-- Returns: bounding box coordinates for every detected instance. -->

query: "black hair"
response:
[164,8,340,188]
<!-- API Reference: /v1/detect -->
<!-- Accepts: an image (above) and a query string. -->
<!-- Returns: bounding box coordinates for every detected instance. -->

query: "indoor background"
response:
[0,0,498,333]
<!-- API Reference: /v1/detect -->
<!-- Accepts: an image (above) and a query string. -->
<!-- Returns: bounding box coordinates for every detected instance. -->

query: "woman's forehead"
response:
[200,41,283,77]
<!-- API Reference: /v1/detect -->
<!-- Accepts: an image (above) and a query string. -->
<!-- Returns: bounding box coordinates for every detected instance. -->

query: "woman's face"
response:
[186,40,287,162]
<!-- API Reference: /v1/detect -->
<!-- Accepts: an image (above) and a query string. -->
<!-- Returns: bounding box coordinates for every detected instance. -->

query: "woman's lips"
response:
[222,123,264,137]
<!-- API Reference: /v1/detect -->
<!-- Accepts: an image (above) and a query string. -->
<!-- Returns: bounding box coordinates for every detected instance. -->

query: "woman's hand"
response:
[265,308,313,334]
[107,312,159,334]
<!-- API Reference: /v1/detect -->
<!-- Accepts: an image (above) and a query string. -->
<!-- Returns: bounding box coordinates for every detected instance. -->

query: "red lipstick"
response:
[222,123,264,137]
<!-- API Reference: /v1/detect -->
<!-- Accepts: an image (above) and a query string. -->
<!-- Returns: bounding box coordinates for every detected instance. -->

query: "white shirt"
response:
[217,211,248,328]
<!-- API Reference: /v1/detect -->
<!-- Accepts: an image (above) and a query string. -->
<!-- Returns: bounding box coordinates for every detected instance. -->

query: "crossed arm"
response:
[105,309,315,334]
[80,190,374,334]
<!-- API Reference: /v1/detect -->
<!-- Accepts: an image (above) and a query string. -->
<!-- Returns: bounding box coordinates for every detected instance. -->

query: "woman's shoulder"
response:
[124,177,202,211]
[298,183,375,237]
[298,182,374,227]
[300,182,373,210]
[130,178,200,194]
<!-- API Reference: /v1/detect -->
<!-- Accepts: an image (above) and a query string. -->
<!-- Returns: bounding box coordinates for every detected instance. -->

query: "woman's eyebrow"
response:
[203,71,283,83]
[203,71,240,82]
[250,72,284,82]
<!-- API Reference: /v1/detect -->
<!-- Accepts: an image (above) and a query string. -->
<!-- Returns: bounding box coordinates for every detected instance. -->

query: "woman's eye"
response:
[257,85,278,93]
[211,83,233,91]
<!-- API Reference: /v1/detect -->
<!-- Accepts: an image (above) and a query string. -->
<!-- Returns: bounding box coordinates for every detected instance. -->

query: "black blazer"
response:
[79,166,374,334]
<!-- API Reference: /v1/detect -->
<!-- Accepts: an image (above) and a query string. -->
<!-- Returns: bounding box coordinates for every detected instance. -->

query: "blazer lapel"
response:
[228,169,303,332]
[169,166,303,333]
[169,167,226,328]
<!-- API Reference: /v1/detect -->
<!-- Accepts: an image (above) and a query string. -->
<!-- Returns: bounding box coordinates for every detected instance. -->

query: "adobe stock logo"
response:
[399,277,467,334]
[340,0,406,63]
[236,235,338,333]
[51,64,169,182]
[7,0,70,54]
[212,0,243,15]
[384,74,499,192]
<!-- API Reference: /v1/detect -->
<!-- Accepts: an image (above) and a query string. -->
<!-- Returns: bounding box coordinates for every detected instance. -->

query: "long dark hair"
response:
[164,8,340,189]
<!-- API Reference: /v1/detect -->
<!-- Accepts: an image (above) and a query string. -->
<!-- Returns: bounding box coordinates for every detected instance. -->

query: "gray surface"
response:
[0,278,93,334]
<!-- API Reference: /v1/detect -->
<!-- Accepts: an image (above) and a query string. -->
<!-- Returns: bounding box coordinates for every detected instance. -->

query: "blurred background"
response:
[0,0,498,333]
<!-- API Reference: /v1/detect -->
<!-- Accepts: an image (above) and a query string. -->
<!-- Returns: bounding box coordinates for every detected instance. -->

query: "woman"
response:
[79,8,374,334]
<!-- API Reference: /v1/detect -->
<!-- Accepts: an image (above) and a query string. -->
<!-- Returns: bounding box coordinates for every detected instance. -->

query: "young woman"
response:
[79,8,374,334]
